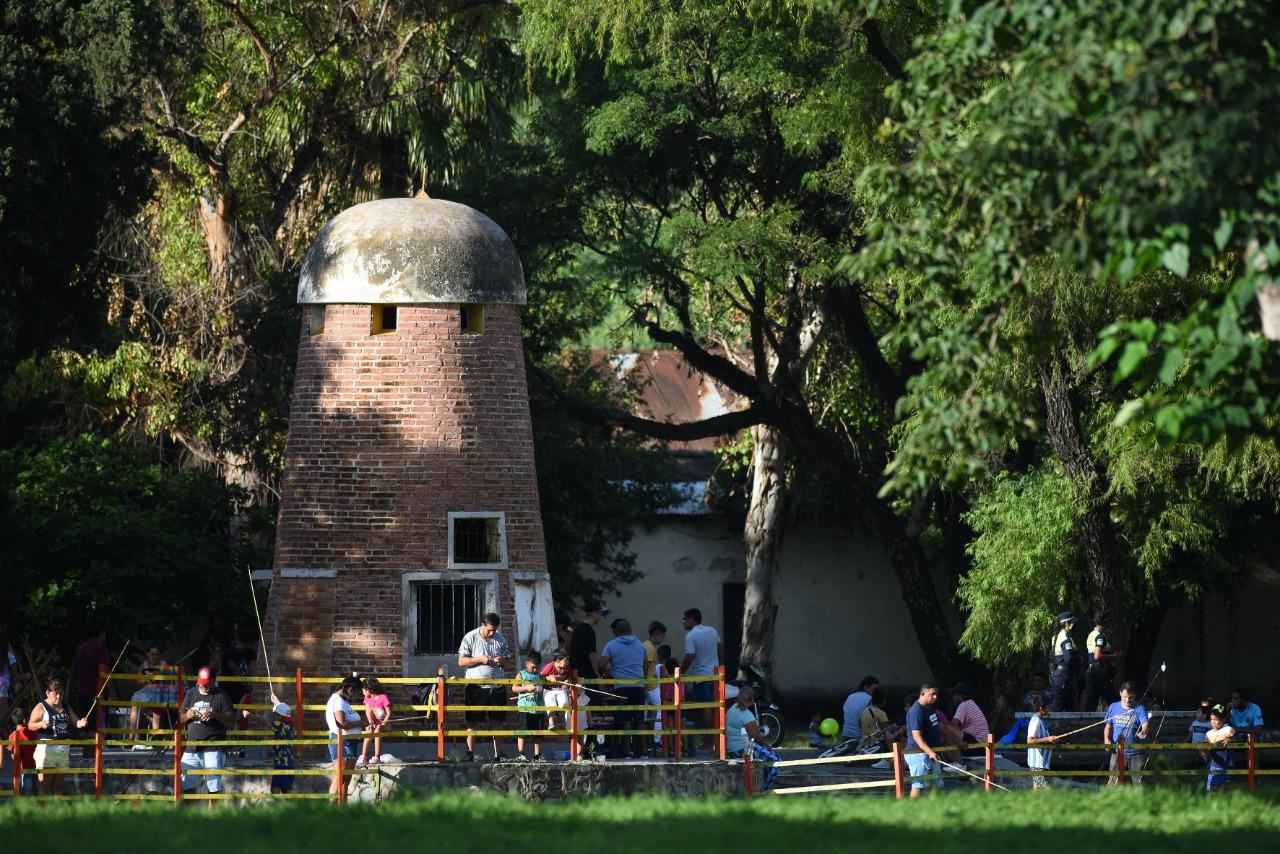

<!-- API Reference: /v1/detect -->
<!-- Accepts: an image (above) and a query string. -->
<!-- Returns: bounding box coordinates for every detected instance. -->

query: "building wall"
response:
[264,303,551,683]
[596,516,938,699]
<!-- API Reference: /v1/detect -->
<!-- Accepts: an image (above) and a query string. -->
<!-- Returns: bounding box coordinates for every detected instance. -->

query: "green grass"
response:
[4,789,1279,852]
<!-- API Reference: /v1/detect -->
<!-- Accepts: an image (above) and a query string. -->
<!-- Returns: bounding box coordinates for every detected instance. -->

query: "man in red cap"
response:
[178,667,235,805]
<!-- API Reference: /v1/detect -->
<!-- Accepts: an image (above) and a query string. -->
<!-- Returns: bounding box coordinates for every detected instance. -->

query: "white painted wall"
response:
[591,517,938,697]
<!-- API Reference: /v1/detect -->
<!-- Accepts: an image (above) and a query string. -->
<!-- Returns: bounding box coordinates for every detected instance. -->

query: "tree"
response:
[855,0,1280,675]
[518,0,969,682]
[0,434,258,655]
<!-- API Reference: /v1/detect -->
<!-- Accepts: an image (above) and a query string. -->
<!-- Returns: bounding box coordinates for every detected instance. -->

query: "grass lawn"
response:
[4,789,1279,852]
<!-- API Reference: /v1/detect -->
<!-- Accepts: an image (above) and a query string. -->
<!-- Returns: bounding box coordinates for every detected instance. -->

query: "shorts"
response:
[180,748,226,793]
[691,680,715,703]
[518,711,546,733]
[464,684,508,723]
[327,732,358,762]
[33,743,70,770]
[1206,770,1228,791]
[271,772,296,793]
[906,752,944,790]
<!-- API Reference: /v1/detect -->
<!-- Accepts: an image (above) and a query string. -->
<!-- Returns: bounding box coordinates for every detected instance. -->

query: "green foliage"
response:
[958,465,1079,664]
[857,0,1280,493]
[0,435,256,653]
[531,355,677,609]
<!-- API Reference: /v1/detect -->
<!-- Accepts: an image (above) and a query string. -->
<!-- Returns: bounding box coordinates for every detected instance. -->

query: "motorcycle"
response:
[725,662,785,748]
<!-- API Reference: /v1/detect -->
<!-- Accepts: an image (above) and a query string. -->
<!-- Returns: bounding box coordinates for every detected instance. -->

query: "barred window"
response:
[449,513,505,567]
[413,581,483,655]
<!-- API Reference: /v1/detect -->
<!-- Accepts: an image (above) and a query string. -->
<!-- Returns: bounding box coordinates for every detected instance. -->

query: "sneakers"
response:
[464,751,478,762]
[491,753,510,763]
[533,755,547,762]
[515,754,530,762]
[355,756,368,767]
[368,757,380,765]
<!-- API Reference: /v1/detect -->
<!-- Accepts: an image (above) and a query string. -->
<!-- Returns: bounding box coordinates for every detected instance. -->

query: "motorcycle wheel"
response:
[756,708,786,749]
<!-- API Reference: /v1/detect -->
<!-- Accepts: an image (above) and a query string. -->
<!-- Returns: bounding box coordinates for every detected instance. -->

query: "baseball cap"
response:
[585,601,609,616]
[1058,611,1077,624]
[273,701,292,717]
[196,667,213,686]
[1093,609,1111,624]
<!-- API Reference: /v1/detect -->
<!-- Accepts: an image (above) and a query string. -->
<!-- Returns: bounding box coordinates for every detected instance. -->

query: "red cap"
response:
[197,667,213,686]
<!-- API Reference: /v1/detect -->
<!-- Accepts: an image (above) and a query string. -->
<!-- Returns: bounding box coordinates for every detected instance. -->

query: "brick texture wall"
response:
[262,303,547,697]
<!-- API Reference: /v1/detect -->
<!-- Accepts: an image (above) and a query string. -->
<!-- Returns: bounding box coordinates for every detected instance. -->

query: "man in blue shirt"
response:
[905,682,944,797]
[1103,680,1150,785]
[1229,688,1265,742]
[600,619,648,758]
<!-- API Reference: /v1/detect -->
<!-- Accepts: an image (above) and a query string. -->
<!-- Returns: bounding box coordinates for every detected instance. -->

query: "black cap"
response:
[585,601,609,617]
[1058,611,1076,624]
[1094,609,1110,625]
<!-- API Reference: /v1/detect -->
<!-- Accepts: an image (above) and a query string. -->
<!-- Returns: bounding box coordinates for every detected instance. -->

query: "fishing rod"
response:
[246,567,276,692]
[939,759,1014,792]
[83,640,132,722]
[1054,663,1168,739]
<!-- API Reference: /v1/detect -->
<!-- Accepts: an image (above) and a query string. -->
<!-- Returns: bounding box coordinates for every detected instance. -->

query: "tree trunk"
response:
[1038,358,1129,671]
[738,425,789,685]
[867,494,964,682]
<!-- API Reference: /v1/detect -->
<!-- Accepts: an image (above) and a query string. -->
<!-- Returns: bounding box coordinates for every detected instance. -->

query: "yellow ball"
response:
[820,717,840,737]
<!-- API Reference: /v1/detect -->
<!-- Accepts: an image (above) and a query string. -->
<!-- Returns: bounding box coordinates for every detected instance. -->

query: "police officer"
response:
[1049,611,1078,712]
[1084,609,1121,712]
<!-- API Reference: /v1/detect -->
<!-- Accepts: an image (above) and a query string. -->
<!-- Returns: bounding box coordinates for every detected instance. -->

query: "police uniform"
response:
[1084,623,1119,711]
[1049,613,1077,712]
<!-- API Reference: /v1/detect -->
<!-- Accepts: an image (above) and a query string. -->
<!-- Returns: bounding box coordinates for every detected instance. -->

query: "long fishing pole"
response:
[1054,663,1167,739]
[246,566,275,692]
[83,640,132,722]
[939,759,1014,792]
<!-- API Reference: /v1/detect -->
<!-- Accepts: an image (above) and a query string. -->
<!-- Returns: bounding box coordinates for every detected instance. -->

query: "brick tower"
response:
[263,195,556,681]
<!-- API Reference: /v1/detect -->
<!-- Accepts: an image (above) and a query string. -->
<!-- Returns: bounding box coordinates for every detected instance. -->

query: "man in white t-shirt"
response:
[680,608,723,753]
[325,676,363,796]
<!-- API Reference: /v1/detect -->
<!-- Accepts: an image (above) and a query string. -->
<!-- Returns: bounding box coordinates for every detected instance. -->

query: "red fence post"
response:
[11,730,20,796]
[716,666,727,761]
[172,728,183,805]
[893,741,905,799]
[1116,738,1126,785]
[984,733,994,792]
[673,668,684,760]
[743,751,754,798]
[176,666,186,707]
[569,672,580,761]
[295,668,306,756]
[1247,734,1256,790]
[436,668,447,761]
[335,728,346,806]
[94,731,104,798]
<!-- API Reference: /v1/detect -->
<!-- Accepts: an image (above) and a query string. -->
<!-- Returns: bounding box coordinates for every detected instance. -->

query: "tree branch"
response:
[858,19,908,82]
[528,359,768,440]
[217,0,277,89]
[826,285,908,406]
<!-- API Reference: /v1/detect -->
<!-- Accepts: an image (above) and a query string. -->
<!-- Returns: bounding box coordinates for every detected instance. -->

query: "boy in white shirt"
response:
[1025,693,1059,789]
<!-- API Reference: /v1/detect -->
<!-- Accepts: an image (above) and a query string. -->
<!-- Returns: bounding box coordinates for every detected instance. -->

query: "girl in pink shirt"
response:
[358,677,391,766]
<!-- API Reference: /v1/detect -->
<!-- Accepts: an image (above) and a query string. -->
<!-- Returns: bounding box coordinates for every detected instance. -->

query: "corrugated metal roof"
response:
[593,349,744,452]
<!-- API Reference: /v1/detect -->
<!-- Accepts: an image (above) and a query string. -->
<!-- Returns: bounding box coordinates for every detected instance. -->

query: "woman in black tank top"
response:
[28,678,87,795]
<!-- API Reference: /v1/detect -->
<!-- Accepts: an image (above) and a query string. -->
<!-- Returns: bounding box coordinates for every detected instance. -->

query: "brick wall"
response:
[263,303,547,685]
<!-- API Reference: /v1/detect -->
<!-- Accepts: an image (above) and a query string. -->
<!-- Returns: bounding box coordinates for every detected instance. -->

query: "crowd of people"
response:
[820,610,1271,797]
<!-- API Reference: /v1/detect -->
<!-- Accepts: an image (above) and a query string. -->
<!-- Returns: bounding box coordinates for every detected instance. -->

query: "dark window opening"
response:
[372,304,398,334]
[452,516,501,564]
[413,581,483,655]
[460,303,484,334]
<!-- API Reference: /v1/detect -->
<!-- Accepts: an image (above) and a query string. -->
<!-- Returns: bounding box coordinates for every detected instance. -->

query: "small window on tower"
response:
[460,303,484,334]
[309,305,326,335]
[448,512,506,568]
[372,305,398,334]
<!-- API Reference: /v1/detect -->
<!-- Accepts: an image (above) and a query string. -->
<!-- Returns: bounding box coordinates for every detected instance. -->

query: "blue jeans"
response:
[731,743,780,790]
[328,732,357,762]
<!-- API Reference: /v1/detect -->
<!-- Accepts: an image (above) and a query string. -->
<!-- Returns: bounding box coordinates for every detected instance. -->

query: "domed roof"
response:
[297,197,525,305]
